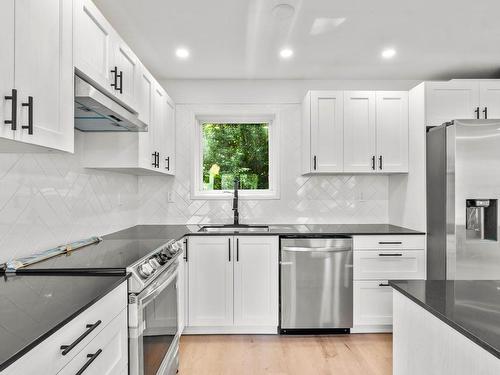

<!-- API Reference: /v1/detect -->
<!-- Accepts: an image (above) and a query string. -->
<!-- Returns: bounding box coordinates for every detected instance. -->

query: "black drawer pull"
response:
[4,88,17,130]
[184,239,188,262]
[379,283,390,287]
[75,349,102,375]
[378,253,403,257]
[22,96,33,134]
[60,320,102,356]
[165,156,170,170]
[378,241,402,245]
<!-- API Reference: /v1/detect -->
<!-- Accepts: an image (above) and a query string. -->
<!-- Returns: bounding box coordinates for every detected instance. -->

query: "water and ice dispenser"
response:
[466,199,498,241]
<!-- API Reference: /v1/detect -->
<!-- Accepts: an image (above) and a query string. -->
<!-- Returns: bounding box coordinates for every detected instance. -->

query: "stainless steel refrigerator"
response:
[427,119,500,280]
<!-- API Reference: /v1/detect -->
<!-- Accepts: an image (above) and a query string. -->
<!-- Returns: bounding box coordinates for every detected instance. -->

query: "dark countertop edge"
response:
[389,281,500,360]
[0,273,131,372]
[185,231,426,237]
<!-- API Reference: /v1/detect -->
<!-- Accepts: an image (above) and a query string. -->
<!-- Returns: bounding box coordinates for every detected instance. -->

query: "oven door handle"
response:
[137,269,178,307]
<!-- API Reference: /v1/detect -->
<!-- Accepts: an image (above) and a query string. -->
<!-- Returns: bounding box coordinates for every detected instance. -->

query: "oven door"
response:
[129,263,179,375]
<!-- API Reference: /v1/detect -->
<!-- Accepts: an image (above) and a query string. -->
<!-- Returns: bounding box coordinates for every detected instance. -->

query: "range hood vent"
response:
[74,75,147,132]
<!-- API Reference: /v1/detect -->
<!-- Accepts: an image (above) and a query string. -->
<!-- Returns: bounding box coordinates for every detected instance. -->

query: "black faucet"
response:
[232,178,240,226]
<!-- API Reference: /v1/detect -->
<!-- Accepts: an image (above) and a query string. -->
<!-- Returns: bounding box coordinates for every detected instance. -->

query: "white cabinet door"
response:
[112,40,139,111]
[376,91,409,173]
[233,236,278,327]
[354,280,393,326]
[310,91,344,173]
[74,0,114,93]
[343,91,376,173]
[479,81,500,119]
[150,84,165,173]
[0,0,15,142]
[136,66,153,126]
[188,236,234,327]
[163,96,175,175]
[14,0,73,152]
[425,81,480,126]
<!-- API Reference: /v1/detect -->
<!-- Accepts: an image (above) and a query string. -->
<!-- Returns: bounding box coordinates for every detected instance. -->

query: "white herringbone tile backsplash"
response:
[0,132,139,262]
[139,103,389,225]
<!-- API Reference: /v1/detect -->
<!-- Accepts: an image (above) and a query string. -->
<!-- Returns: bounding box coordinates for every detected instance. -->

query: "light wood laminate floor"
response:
[179,334,392,375]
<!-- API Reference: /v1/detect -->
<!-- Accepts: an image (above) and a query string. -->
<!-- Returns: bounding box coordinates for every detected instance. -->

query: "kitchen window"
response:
[192,115,279,199]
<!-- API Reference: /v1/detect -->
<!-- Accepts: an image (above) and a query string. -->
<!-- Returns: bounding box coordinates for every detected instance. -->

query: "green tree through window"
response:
[202,123,269,191]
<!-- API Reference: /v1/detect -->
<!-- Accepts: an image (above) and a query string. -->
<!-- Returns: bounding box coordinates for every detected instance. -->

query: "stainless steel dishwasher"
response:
[280,237,353,334]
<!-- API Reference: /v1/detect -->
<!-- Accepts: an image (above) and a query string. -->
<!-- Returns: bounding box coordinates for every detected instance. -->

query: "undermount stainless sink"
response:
[198,225,270,233]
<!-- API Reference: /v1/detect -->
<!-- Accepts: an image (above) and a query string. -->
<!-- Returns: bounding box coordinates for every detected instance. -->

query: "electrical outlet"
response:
[167,192,175,203]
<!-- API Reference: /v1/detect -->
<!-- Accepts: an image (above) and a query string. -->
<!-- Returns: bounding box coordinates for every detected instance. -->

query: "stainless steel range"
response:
[128,239,183,375]
[17,236,185,375]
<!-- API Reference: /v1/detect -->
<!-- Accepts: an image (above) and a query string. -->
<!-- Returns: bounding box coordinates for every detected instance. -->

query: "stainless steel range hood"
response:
[74,75,147,132]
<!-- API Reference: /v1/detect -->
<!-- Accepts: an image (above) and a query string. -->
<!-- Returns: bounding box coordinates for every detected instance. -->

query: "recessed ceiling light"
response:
[381,48,396,59]
[280,48,294,59]
[175,48,190,59]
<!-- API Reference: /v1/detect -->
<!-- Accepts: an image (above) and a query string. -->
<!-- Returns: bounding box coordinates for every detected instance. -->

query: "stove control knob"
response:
[149,258,161,269]
[138,263,154,278]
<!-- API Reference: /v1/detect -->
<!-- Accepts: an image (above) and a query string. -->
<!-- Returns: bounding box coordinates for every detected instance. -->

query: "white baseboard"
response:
[183,326,278,335]
[351,325,393,333]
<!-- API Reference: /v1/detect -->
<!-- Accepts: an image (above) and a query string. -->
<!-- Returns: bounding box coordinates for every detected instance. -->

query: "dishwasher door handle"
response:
[282,246,352,253]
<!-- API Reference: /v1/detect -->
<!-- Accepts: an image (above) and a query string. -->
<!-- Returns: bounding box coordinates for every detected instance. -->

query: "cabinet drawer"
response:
[353,235,425,250]
[2,282,127,375]
[57,308,128,375]
[354,249,425,280]
[353,280,393,326]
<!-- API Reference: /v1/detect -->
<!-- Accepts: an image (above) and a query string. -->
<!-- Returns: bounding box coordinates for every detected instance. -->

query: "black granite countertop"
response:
[0,274,129,371]
[104,224,424,242]
[390,280,500,360]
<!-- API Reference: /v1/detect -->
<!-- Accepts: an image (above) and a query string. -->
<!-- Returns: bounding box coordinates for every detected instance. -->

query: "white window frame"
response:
[192,113,280,200]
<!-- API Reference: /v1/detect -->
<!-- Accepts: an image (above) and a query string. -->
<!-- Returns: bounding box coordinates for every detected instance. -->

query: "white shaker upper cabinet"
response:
[13,0,74,152]
[0,0,15,142]
[74,0,114,93]
[425,81,480,127]
[376,91,409,173]
[163,97,176,175]
[112,40,139,111]
[478,81,500,119]
[309,91,344,173]
[343,91,377,173]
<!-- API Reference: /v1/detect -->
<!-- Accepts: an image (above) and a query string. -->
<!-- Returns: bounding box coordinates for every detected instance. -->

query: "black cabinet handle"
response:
[236,238,239,262]
[60,320,102,356]
[110,66,118,90]
[75,349,102,375]
[378,155,383,170]
[22,96,33,134]
[475,107,480,119]
[483,107,488,119]
[184,239,188,262]
[117,71,123,94]
[165,156,170,170]
[379,241,402,245]
[4,88,17,130]
[379,283,390,287]
[313,155,317,170]
[378,253,403,257]
[152,152,156,167]
[228,238,231,262]
[371,155,375,170]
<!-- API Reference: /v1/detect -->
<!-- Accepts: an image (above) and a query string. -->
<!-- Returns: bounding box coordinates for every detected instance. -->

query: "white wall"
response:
[138,79,421,225]
[0,132,139,262]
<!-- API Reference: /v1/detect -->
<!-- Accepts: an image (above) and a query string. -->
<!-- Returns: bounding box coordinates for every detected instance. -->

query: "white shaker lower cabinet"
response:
[352,235,426,333]
[187,236,234,328]
[0,282,128,375]
[185,235,278,334]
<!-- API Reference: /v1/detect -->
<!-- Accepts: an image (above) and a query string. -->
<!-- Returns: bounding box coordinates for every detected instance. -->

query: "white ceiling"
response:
[93,0,500,80]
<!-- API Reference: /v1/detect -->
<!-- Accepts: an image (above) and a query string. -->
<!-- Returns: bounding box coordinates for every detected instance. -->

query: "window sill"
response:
[191,190,280,200]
